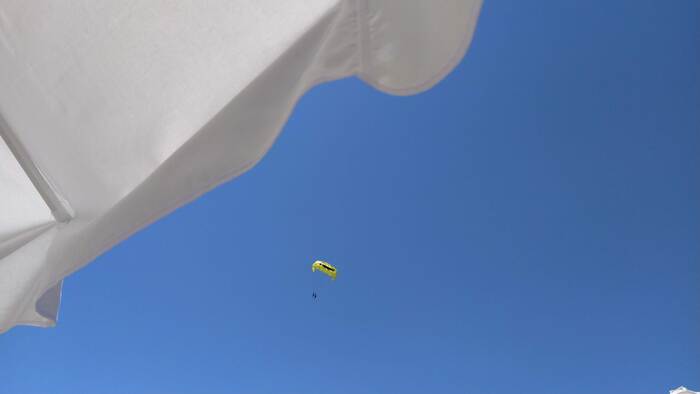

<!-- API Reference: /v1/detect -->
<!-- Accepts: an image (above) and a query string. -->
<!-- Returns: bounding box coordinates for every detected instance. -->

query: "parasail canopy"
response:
[0,0,483,333]
[312,260,337,280]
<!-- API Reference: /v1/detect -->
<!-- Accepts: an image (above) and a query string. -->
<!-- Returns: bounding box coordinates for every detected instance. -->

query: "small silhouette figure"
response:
[312,292,317,299]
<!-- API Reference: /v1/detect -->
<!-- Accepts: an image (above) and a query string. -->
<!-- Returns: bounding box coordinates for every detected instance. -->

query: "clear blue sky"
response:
[2,1,699,393]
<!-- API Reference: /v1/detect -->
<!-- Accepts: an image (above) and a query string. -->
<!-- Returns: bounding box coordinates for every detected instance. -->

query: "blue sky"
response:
[2,1,699,393]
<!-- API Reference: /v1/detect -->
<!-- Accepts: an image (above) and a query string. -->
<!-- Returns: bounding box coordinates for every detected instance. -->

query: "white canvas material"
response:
[671,388,699,394]
[0,0,483,333]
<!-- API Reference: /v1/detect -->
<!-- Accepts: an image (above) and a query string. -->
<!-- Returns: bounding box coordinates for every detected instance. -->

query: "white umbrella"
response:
[0,0,483,333]
[671,388,699,394]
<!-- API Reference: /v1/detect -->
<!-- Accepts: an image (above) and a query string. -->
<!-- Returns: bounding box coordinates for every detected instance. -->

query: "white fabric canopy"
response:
[671,388,699,394]
[0,0,482,333]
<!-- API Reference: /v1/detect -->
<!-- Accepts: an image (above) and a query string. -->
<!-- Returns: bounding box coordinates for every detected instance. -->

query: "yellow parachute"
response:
[312,260,337,280]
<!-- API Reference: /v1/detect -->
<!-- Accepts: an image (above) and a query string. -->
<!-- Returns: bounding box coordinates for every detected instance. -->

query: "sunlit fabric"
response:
[671,388,699,394]
[0,0,482,333]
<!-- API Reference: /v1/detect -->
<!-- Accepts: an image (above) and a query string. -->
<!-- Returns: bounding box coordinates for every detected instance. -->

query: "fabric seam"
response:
[0,112,73,223]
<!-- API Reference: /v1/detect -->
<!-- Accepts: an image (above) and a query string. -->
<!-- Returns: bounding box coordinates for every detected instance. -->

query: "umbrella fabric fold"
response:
[0,0,482,333]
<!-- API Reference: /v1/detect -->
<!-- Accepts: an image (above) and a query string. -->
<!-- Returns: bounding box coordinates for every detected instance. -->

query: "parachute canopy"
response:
[312,260,337,280]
